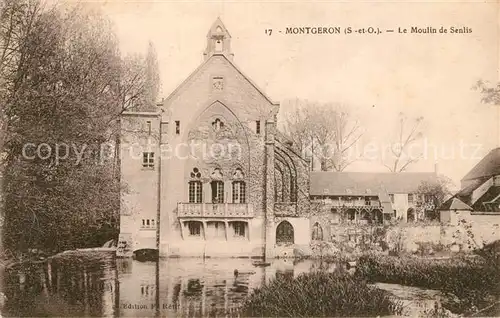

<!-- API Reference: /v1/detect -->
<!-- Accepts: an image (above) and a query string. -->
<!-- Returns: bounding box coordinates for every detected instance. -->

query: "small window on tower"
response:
[256,121,261,134]
[146,121,151,135]
[175,121,180,135]
[215,39,223,52]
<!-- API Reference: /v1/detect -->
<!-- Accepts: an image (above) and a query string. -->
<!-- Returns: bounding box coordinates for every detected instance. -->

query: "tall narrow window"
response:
[175,121,180,135]
[146,121,151,135]
[142,152,154,168]
[211,181,224,203]
[189,181,202,203]
[290,180,297,202]
[255,120,261,134]
[311,222,323,241]
[232,181,246,203]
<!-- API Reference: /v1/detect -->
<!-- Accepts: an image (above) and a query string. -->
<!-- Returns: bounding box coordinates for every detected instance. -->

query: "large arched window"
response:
[232,181,246,203]
[210,168,224,203]
[311,222,323,241]
[211,181,224,203]
[188,168,202,203]
[232,168,246,203]
[276,221,294,245]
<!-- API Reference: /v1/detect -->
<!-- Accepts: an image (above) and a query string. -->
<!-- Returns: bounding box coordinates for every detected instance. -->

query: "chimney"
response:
[434,162,439,175]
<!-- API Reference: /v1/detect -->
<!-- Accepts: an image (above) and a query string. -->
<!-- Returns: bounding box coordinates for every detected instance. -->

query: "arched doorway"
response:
[276,221,294,245]
[311,222,323,241]
[407,208,415,222]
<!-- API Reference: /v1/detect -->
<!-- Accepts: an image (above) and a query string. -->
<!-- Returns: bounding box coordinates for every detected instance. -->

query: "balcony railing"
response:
[177,203,254,218]
[274,202,298,216]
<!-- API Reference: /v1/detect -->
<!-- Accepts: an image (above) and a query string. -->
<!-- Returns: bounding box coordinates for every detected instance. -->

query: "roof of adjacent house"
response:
[462,147,500,182]
[471,186,500,211]
[309,171,438,196]
[439,197,473,211]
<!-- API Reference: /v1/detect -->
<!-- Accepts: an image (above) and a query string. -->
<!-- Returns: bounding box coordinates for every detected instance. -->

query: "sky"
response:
[79,0,498,188]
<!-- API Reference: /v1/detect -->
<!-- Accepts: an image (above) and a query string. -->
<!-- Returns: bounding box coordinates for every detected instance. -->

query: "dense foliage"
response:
[357,253,500,315]
[0,0,159,254]
[240,270,402,317]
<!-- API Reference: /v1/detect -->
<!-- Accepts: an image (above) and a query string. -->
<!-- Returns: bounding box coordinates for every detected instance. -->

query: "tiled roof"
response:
[456,178,486,198]
[439,197,473,211]
[310,171,438,196]
[472,186,500,211]
[462,147,500,181]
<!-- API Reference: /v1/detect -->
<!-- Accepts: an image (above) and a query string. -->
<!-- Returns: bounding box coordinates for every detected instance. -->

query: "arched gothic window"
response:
[311,222,323,241]
[188,168,202,203]
[232,168,246,203]
[232,181,246,203]
[210,168,224,203]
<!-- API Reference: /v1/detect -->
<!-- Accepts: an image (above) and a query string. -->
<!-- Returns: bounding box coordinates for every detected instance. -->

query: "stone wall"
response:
[307,208,500,256]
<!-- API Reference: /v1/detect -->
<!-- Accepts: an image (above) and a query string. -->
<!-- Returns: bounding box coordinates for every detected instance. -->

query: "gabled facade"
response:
[118,19,310,258]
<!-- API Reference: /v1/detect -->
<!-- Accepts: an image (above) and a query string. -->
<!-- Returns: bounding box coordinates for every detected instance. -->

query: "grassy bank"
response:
[240,270,402,317]
[356,253,500,315]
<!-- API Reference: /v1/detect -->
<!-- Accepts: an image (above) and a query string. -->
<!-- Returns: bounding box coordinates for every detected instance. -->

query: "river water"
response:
[1,250,441,317]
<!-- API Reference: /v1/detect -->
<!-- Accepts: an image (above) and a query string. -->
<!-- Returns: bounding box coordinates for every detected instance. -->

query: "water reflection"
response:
[2,252,339,317]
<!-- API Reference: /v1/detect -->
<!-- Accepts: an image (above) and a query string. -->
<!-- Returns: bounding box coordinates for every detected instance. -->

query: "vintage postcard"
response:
[0,0,499,317]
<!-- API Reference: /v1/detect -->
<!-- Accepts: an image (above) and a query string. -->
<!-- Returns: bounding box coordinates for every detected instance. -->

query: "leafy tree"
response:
[0,1,157,253]
[416,176,453,220]
[474,80,500,106]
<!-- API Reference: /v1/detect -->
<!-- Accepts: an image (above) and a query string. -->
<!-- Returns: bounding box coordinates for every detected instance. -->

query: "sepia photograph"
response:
[0,0,499,316]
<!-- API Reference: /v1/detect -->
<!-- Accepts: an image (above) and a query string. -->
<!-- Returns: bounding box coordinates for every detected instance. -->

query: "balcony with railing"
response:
[274,202,298,216]
[177,203,254,218]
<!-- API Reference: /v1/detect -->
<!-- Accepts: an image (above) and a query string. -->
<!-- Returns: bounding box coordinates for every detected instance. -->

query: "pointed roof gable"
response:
[163,18,278,107]
[439,197,473,211]
[207,17,231,38]
[163,54,278,106]
[462,147,500,181]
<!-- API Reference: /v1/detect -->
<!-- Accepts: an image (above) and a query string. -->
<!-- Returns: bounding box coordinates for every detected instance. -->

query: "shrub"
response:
[240,270,402,317]
[356,254,500,315]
